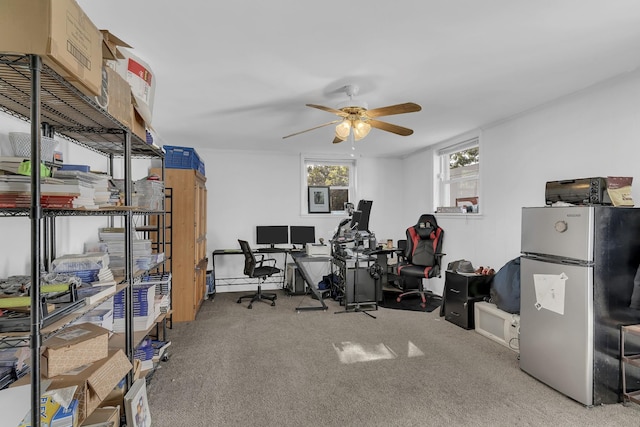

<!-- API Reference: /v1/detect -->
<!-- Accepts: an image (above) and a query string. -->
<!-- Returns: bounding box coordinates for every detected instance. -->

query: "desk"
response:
[212,248,288,289]
[289,252,332,312]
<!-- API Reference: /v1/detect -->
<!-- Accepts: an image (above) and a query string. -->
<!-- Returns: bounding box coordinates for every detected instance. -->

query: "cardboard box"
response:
[130,104,147,142]
[100,30,131,61]
[81,406,120,427]
[42,323,110,378]
[47,349,132,423]
[95,63,133,129]
[99,385,126,418]
[0,0,103,97]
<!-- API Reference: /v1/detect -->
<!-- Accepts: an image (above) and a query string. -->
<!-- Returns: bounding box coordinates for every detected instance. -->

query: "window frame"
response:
[433,133,481,215]
[301,155,357,216]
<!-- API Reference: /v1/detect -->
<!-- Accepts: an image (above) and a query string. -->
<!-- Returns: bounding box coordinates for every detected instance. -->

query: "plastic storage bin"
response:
[164,145,203,173]
[8,132,58,162]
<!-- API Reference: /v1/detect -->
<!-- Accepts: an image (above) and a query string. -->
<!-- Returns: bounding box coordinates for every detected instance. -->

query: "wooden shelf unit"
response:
[151,168,207,322]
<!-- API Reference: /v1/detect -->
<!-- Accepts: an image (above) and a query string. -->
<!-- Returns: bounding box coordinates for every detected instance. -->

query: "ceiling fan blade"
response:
[306,104,348,117]
[365,102,422,118]
[332,136,345,144]
[282,119,342,139]
[368,119,414,136]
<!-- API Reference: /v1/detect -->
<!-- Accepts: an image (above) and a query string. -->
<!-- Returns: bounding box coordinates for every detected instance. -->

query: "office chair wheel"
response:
[248,304,253,309]
[271,302,276,306]
[237,299,242,304]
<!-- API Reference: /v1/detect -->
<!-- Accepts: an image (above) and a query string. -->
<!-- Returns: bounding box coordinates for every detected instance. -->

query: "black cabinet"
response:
[443,271,492,329]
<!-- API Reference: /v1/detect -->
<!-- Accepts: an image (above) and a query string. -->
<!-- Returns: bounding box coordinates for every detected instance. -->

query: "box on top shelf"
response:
[130,104,147,142]
[0,0,104,97]
[95,63,132,129]
[99,29,131,61]
[164,145,205,175]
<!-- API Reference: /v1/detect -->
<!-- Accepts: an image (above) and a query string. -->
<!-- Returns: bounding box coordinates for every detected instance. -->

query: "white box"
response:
[474,301,520,353]
[306,243,331,257]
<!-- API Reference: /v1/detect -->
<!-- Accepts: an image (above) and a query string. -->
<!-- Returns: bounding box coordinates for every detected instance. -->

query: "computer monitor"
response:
[290,226,315,246]
[350,210,362,230]
[356,199,372,231]
[256,225,288,248]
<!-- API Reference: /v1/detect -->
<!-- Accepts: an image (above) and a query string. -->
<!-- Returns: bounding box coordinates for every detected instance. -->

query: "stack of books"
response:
[95,227,158,275]
[151,339,171,363]
[134,338,156,371]
[75,307,114,331]
[0,348,29,390]
[53,169,118,209]
[51,252,116,305]
[112,284,158,332]
[0,175,78,208]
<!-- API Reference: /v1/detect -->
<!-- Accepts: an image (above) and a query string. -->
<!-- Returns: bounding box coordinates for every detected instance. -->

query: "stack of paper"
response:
[53,170,113,208]
[75,308,114,331]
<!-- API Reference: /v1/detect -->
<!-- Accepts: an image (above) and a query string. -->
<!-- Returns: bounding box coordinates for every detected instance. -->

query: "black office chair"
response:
[396,214,445,308]
[237,239,280,309]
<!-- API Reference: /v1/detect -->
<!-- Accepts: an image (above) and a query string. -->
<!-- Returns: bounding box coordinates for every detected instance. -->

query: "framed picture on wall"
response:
[308,186,330,213]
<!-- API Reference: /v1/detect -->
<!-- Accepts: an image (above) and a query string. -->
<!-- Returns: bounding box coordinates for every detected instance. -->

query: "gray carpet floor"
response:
[146,291,640,426]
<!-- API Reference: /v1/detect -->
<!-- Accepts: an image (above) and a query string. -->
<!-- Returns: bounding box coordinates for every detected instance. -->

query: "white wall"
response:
[431,70,640,295]
[1,69,639,296]
[198,149,404,291]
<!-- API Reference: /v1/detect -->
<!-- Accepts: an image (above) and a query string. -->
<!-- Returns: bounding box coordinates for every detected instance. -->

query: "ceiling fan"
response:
[282,84,422,144]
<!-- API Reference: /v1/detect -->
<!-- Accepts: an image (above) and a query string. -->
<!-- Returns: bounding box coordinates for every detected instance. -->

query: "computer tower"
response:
[286,263,306,295]
[344,267,377,304]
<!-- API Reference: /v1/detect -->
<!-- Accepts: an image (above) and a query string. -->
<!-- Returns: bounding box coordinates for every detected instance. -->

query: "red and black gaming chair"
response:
[396,214,445,308]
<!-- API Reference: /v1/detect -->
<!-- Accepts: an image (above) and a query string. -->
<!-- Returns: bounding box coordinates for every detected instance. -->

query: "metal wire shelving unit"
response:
[0,53,165,427]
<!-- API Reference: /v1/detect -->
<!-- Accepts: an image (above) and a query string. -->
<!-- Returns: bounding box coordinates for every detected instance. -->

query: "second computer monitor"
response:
[290,226,315,246]
[353,199,372,231]
[350,211,362,230]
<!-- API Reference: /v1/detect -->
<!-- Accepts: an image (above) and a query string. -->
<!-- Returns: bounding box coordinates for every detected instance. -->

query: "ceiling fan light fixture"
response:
[335,120,351,140]
[353,120,371,141]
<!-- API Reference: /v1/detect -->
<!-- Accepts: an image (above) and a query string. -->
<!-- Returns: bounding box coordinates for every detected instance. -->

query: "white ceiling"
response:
[78,0,640,158]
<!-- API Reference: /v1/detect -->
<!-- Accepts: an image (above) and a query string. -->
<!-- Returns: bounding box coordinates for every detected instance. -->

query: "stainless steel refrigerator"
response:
[520,206,640,405]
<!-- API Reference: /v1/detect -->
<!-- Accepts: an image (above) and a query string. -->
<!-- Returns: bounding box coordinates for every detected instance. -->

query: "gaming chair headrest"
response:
[415,214,438,239]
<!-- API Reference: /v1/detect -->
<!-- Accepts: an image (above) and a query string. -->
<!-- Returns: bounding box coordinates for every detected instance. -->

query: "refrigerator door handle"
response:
[523,253,591,267]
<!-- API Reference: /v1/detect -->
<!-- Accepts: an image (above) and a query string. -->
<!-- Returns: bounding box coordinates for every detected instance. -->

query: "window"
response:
[303,157,355,214]
[435,136,480,213]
